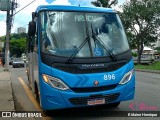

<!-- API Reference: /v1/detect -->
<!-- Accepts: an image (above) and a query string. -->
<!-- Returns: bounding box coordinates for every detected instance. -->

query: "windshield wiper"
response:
[67,13,92,63]
[67,36,89,63]
[91,24,117,61]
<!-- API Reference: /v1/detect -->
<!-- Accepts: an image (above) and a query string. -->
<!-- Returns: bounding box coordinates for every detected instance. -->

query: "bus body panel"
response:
[27,5,135,110]
[38,60,135,110]
[44,61,130,88]
[36,5,115,13]
[27,53,35,93]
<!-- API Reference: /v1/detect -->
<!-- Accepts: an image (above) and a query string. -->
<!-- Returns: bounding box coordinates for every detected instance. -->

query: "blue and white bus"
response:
[26,5,135,111]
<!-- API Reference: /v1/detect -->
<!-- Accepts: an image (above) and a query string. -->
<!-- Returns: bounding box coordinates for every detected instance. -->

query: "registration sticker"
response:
[87,98,105,105]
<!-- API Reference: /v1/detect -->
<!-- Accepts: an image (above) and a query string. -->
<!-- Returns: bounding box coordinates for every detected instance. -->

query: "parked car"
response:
[12,58,25,68]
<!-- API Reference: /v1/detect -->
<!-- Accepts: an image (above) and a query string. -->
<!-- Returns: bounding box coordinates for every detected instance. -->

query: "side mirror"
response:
[28,12,37,36]
[28,19,36,53]
[32,12,36,20]
[28,20,36,36]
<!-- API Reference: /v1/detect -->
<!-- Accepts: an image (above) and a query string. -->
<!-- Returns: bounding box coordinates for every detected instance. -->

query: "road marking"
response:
[18,77,52,120]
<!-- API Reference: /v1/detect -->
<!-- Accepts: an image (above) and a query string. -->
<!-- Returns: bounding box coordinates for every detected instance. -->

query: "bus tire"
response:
[108,102,120,108]
[43,110,50,116]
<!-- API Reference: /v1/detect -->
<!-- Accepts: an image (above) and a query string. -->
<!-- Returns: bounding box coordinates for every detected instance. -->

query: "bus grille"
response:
[52,61,127,74]
[69,93,120,105]
[70,84,117,93]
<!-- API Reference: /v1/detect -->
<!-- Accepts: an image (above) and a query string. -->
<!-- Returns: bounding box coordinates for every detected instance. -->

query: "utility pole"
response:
[1,0,33,71]
[4,0,17,71]
[4,8,10,71]
[4,0,11,71]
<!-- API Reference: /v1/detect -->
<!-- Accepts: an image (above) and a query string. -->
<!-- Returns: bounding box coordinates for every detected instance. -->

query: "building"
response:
[17,27,26,34]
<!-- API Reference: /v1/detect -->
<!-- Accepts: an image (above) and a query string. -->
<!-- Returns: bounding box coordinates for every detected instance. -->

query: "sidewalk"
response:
[0,65,15,111]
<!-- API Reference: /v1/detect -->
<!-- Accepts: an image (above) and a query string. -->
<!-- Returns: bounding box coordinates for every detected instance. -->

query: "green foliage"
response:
[91,0,118,7]
[126,32,136,49]
[132,52,137,57]
[135,61,160,70]
[0,33,27,57]
[0,35,5,41]
[155,47,160,52]
[120,0,160,64]
[10,33,27,39]
[10,38,26,57]
[0,33,27,40]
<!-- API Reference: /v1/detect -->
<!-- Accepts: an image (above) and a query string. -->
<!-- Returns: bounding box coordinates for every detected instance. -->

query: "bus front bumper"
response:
[40,76,135,110]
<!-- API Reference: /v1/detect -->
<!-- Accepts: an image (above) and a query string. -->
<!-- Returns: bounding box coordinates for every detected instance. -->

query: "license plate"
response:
[87,98,105,105]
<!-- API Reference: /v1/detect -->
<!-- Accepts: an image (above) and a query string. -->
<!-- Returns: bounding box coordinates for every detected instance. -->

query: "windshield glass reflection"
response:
[40,11,129,57]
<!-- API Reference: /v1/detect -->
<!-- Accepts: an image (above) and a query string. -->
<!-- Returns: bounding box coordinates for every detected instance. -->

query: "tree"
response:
[0,33,27,57]
[120,0,160,64]
[10,38,26,57]
[19,33,27,38]
[10,33,27,40]
[11,33,20,39]
[155,47,160,52]
[91,0,118,7]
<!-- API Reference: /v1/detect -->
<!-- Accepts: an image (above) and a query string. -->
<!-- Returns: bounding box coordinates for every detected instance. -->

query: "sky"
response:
[0,0,125,36]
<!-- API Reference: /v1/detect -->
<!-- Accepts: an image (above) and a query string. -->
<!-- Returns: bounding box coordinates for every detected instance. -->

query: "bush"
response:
[132,52,137,57]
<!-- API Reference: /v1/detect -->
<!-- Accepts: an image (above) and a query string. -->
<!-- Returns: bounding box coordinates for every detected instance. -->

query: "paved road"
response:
[10,67,160,120]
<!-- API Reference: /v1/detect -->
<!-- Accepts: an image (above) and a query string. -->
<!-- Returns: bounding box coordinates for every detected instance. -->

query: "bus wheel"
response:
[108,102,120,108]
[43,110,50,116]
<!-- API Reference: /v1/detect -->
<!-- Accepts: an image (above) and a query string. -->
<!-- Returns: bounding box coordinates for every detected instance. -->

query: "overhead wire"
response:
[12,0,36,16]
[11,0,36,32]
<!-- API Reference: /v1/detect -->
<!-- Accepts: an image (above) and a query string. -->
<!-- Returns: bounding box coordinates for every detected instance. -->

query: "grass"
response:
[135,61,160,70]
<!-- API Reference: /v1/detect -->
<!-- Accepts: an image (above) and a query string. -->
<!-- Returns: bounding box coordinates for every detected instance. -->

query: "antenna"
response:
[78,0,83,7]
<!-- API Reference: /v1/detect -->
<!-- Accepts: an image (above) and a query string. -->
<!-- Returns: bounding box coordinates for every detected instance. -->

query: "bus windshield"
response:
[40,11,129,57]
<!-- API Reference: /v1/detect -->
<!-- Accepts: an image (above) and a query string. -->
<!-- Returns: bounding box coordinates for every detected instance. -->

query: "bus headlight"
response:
[42,74,69,90]
[119,69,134,84]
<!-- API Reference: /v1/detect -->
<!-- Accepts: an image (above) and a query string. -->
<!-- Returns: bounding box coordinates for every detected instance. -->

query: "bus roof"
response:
[35,5,116,13]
